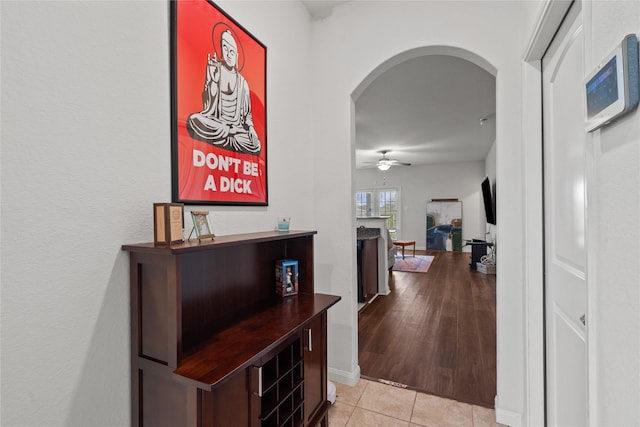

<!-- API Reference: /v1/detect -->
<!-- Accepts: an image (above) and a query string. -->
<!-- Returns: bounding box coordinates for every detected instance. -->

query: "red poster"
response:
[171,0,267,205]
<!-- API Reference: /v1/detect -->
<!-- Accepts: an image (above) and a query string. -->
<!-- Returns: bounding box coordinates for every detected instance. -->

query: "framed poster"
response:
[170,0,267,205]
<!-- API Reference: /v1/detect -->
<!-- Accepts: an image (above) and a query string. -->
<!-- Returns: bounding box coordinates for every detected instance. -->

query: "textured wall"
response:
[0,1,315,425]
[309,1,525,418]
[588,1,640,425]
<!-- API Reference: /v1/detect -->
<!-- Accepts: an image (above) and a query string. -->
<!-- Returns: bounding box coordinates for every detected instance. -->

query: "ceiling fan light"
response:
[377,163,391,171]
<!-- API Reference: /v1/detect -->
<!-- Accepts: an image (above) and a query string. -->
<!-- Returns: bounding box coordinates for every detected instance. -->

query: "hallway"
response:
[358,250,497,407]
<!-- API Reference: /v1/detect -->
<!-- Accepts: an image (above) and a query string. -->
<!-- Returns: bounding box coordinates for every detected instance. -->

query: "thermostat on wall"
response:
[584,34,639,132]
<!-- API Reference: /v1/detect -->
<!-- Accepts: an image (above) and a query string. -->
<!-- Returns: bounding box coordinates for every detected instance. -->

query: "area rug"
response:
[392,255,434,273]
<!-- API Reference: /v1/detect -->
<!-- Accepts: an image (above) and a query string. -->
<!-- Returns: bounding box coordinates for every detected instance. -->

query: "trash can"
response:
[327,380,336,404]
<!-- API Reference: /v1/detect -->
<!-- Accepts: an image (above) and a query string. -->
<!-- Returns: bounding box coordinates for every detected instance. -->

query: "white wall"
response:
[310,1,526,420]
[519,1,640,426]
[586,1,640,424]
[485,141,497,189]
[355,161,487,249]
[1,1,316,425]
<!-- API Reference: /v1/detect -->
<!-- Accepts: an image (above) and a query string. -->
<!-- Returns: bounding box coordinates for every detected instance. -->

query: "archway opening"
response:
[352,46,498,407]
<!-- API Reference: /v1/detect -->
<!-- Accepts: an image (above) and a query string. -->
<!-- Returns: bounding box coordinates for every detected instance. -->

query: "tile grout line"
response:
[344,379,367,426]
[410,391,418,426]
[356,380,417,425]
[471,404,476,427]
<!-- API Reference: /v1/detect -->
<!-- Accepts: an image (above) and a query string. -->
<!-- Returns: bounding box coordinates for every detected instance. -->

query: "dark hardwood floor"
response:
[358,250,496,408]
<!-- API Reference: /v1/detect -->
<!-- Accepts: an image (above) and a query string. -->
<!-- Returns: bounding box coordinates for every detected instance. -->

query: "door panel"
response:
[553,308,587,427]
[542,2,587,426]
[304,314,327,425]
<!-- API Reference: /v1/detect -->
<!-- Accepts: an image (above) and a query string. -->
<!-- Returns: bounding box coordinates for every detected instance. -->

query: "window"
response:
[355,188,400,240]
[356,191,373,217]
[378,190,398,238]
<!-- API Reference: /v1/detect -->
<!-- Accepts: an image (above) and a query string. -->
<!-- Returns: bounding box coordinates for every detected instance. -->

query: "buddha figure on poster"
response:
[187,28,262,155]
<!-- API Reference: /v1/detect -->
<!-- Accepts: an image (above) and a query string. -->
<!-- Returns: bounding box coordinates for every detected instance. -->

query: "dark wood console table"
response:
[123,230,340,427]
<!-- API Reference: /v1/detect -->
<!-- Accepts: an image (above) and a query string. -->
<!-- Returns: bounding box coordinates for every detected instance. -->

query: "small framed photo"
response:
[275,259,298,297]
[190,211,215,240]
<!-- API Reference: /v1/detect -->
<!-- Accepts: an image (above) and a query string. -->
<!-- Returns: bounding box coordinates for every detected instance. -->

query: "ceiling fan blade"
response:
[386,159,412,166]
[357,151,412,169]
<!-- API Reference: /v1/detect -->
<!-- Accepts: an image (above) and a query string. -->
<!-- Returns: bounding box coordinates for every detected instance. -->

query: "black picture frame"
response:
[170,0,268,206]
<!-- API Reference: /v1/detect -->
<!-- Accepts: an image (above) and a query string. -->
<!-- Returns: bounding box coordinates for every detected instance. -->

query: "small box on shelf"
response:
[276,259,298,297]
[153,203,184,246]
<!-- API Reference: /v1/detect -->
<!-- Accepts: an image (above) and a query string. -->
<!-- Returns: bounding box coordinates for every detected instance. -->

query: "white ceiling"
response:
[301,1,349,20]
[300,1,497,170]
[355,54,496,169]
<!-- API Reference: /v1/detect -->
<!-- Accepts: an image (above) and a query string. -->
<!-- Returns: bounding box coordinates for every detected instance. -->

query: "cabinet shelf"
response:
[174,293,339,391]
[123,230,340,427]
[122,230,318,255]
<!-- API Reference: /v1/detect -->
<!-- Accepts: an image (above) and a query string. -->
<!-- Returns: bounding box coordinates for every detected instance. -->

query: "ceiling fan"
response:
[365,150,412,171]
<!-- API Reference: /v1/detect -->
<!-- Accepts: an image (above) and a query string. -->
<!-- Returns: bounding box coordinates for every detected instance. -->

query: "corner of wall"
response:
[495,395,524,427]
[328,365,361,387]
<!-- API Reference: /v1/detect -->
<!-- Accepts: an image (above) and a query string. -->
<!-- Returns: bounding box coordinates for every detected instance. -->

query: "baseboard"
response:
[495,395,523,427]
[328,364,361,387]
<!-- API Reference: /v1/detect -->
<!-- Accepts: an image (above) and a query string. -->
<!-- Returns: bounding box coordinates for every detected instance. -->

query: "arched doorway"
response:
[352,46,498,407]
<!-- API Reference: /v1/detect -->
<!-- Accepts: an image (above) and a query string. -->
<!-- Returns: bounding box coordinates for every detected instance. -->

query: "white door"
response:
[542,2,587,426]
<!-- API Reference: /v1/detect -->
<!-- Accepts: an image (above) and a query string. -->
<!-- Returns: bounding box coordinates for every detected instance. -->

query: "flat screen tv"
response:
[481,177,496,225]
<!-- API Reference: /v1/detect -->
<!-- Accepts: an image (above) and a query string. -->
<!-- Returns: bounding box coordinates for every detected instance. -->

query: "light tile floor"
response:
[328,379,507,427]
